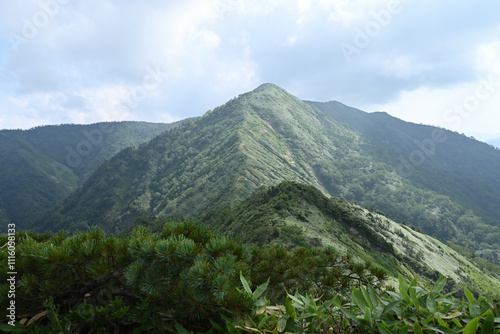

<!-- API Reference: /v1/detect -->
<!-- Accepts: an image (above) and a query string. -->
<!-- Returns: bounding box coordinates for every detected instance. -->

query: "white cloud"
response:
[0,0,499,134]
[287,34,298,45]
[476,41,500,76]
[324,0,396,26]
[8,96,29,108]
[378,55,434,80]
[364,75,500,134]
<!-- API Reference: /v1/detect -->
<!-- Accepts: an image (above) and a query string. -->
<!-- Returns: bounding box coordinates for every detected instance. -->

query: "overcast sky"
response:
[1,0,499,139]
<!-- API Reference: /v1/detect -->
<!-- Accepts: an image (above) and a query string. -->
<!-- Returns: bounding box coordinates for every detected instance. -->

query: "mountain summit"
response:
[35,84,500,264]
[35,84,360,231]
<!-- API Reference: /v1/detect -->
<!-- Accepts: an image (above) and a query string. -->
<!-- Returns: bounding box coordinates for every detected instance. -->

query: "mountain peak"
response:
[249,83,293,98]
[254,82,284,91]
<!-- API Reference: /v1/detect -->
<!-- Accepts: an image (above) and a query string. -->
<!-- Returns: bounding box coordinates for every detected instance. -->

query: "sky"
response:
[0,0,499,140]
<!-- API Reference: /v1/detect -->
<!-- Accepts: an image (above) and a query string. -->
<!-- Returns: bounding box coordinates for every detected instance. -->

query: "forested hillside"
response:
[308,100,500,229]
[0,121,186,228]
[195,182,500,296]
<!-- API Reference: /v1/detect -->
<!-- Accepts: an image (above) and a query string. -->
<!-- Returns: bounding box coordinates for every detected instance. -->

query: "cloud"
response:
[476,41,500,76]
[0,0,499,134]
[365,33,500,134]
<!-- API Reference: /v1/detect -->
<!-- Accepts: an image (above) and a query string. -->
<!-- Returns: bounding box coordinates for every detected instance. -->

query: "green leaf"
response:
[340,307,361,325]
[372,305,384,319]
[287,293,304,306]
[0,323,28,333]
[470,302,481,319]
[413,320,424,334]
[464,287,475,303]
[367,285,380,307]
[398,274,408,295]
[463,317,479,334]
[452,318,463,328]
[257,314,268,329]
[277,317,287,332]
[437,314,450,329]
[432,276,447,294]
[376,323,394,334]
[226,321,239,334]
[210,320,224,331]
[364,306,373,328]
[398,278,412,304]
[175,322,192,334]
[361,286,374,310]
[285,296,296,320]
[352,288,369,309]
[240,271,252,295]
[408,285,420,308]
[426,293,437,313]
[396,325,409,334]
[384,299,402,314]
[253,278,269,300]
[410,277,418,287]
[482,310,495,334]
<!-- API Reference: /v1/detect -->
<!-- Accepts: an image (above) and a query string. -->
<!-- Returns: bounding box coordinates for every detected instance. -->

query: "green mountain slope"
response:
[307,100,500,228]
[0,121,186,228]
[0,131,77,225]
[202,181,500,297]
[34,84,500,263]
[140,181,500,298]
[34,84,367,232]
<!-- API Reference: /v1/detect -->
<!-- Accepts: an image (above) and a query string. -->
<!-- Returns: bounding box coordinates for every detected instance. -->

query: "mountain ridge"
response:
[21,84,500,266]
[135,181,500,297]
[307,100,500,228]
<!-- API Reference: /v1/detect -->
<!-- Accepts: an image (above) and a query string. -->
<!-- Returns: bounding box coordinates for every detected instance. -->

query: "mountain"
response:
[307,101,500,228]
[34,84,365,232]
[0,121,187,228]
[134,181,500,297]
[33,84,500,262]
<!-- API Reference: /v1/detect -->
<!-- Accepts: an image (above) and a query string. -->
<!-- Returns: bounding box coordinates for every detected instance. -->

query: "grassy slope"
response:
[198,181,500,297]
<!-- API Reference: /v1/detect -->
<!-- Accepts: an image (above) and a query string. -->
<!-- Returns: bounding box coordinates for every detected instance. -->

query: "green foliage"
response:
[0,220,386,332]
[2,222,500,333]
[227,274,500,334]
[199,182,394,255]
